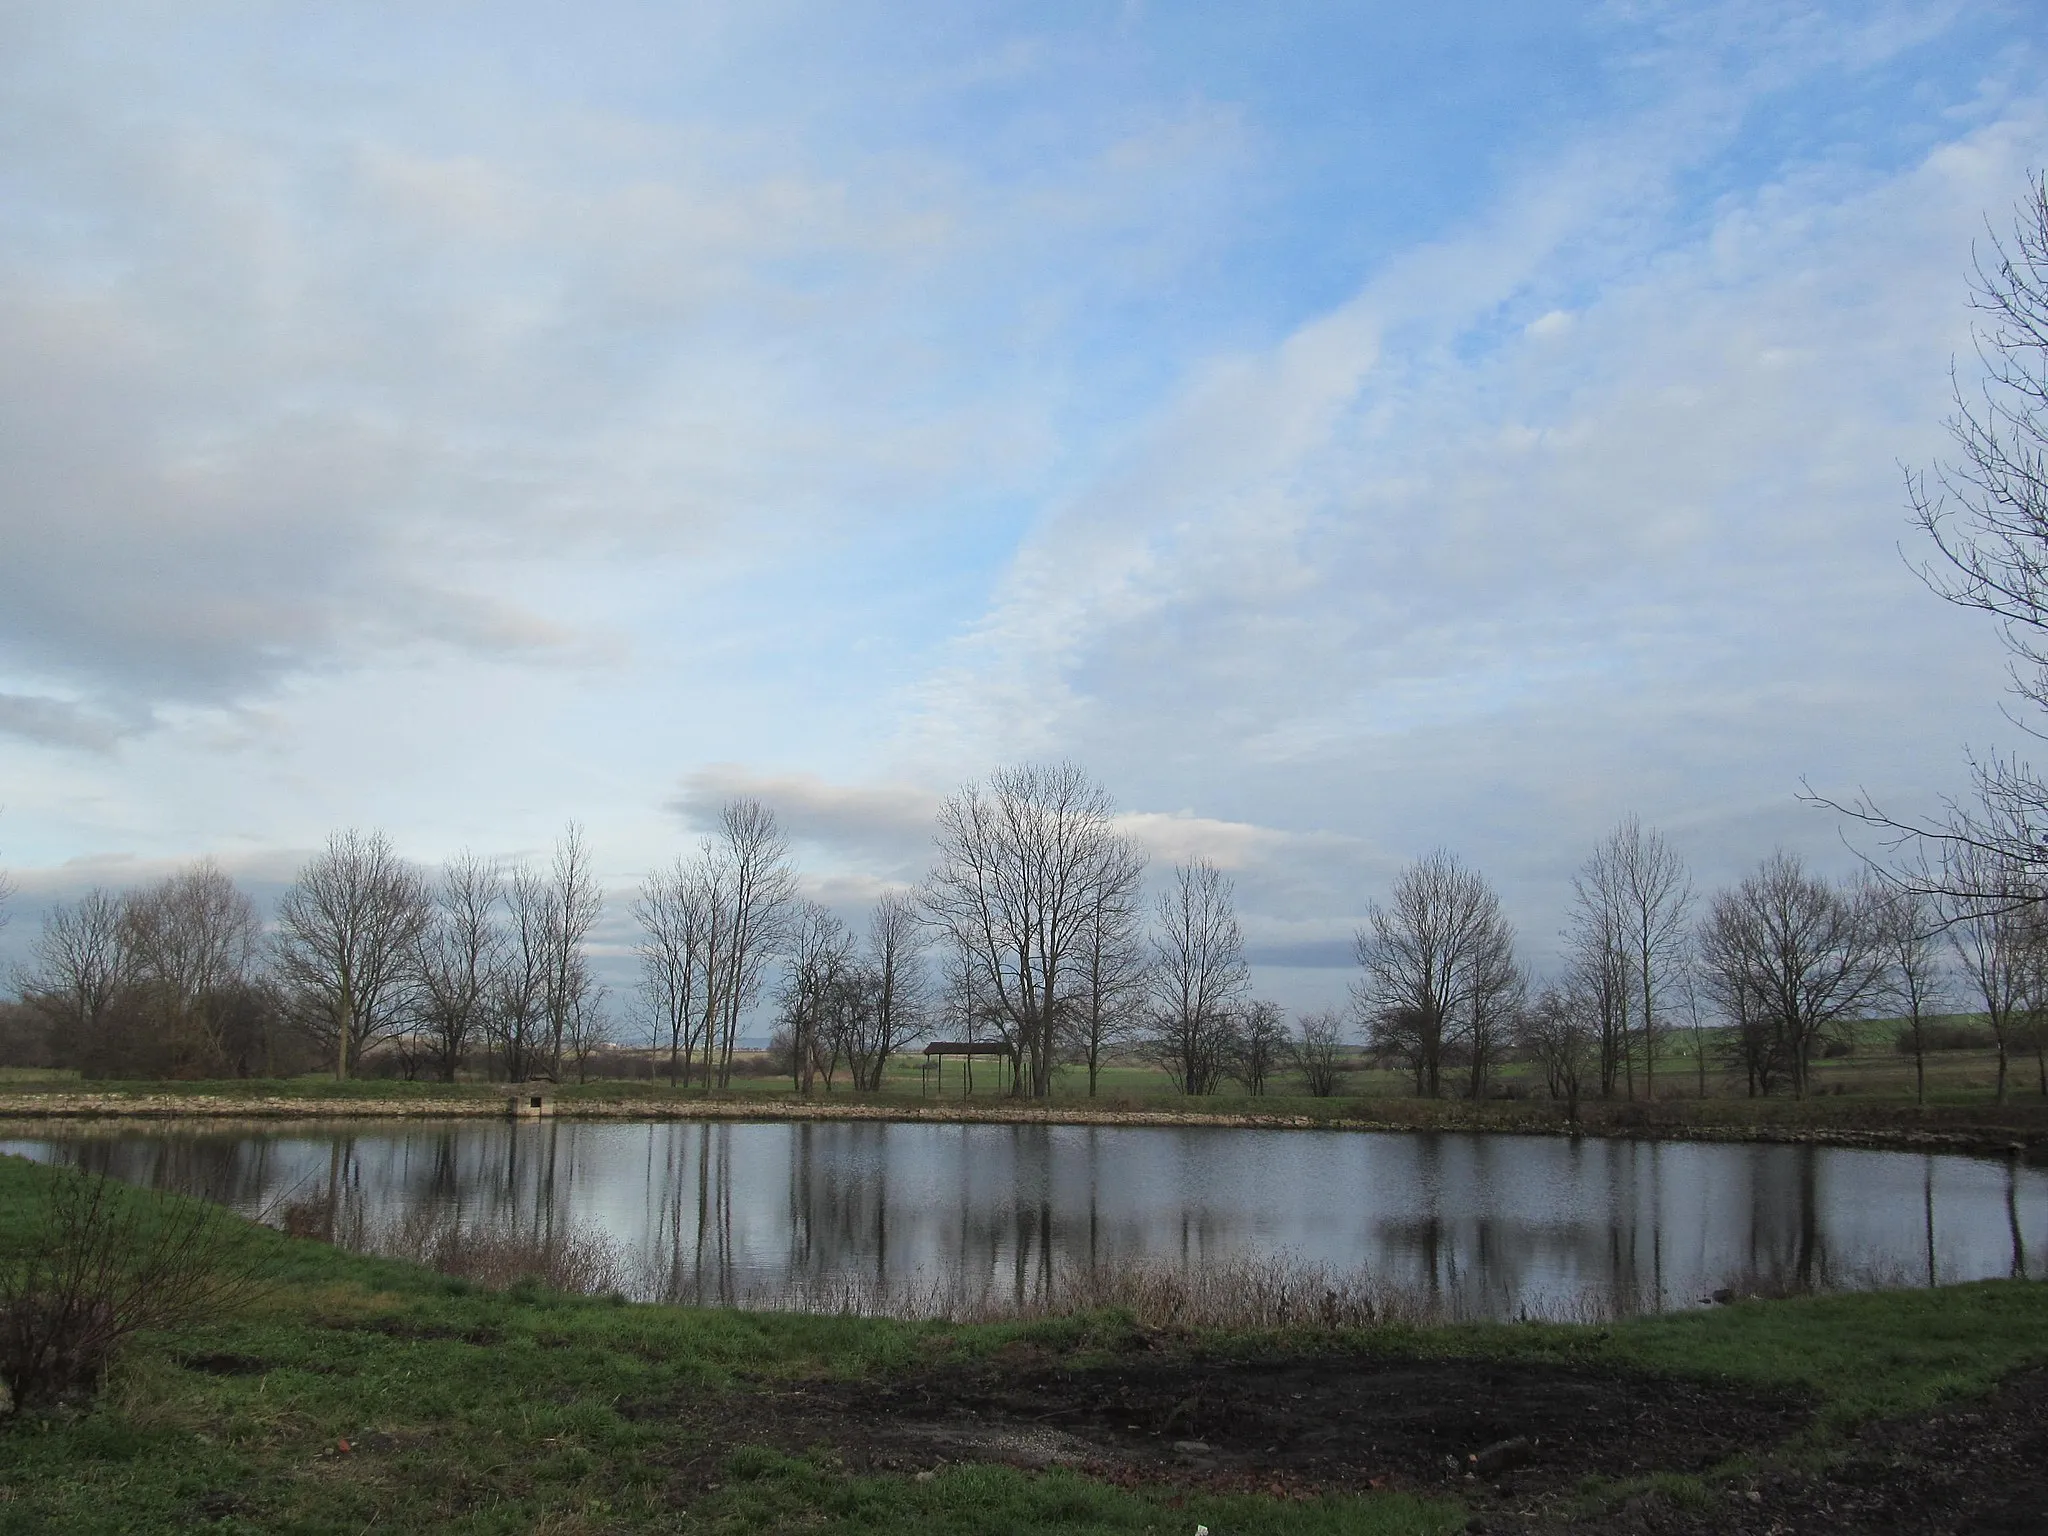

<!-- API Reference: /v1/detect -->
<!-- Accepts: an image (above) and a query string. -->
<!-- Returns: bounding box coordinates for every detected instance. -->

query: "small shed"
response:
[920,1040,1018,1096]
[506,1083,554,1118]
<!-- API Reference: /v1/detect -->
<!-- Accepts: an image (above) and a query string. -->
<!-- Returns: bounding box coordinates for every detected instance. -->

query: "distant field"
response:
[3,1014,2043,1120]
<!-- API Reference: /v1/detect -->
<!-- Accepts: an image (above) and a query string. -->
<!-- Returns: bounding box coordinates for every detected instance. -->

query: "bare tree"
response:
[1610,818,1694,1101]
[1146,858,1249,1097]
[560,975,611,1083]
[682,845,733,1090]
[1871,882,1948,1104]
[1068,834,1149,1096]
[540,825,605,1081]
[777,901,854,1094]
[935,932,1010,1061]
[1679,963,1715,1099]
[1520,983,1593,1120]
[633,856,708,1087]
[410,854,503,1082]
[1232,999,1287,1096]
[1287,1008,1348,1097]
[1695,851,1886,1099]
[848,889,927,1091]
[19,884,132,1073]
[634,839,738,1091]
[706,800,796,1090]
[488,863,554,1082]
[2027,921,2048,1098]
[18,889,130,1063]
[1814,177,2048,896]
[122,862,264,1076]
[1354,851,1519,1099]
[1566,840,1635,1098]
[922,762,1139,1098]
[273,830,431,1080]
[1461,932,1525,1101]
[1939,843,2035,1103]
[1916,174,2048,727]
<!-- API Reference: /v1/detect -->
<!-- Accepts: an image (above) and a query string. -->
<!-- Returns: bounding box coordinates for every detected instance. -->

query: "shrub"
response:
[1897,1023,1997,1054]
[354,1206,625,1295]
[0,1165,270,1417]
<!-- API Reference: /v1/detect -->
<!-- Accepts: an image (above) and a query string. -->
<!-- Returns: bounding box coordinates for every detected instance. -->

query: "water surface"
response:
[4,1119,2041,1318]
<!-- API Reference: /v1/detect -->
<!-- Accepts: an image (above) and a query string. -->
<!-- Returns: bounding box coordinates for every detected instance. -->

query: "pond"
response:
[3,1119,2042,1320]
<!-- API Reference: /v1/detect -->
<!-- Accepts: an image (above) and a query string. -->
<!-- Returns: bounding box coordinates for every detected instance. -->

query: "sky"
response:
[3,0,2046,1017]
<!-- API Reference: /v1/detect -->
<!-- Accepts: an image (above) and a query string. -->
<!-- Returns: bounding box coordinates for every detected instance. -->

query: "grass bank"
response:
[3,1156,2047,1532]
[2,1073,2046,1158]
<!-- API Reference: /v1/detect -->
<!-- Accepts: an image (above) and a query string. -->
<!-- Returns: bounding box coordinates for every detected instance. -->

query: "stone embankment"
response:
[0,1091,2037,1158]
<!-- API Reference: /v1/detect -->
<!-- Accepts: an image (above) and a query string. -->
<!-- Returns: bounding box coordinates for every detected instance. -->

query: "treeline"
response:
[1367,823,2048,1109]
[7,828,604,1083]
[2,765,2043,1103]
[657,763,2048,1107]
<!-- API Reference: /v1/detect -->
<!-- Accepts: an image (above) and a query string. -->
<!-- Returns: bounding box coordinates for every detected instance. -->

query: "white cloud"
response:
[2,0,2040,1018]
[0,12,1240,733]
[886,43,2047,979]
[668,766,944,875]
[1112,810,1361,872]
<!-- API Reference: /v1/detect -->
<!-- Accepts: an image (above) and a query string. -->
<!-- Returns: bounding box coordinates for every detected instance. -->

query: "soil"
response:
[1588,1362,2048,1536]
[630,1344,1813,1509]
[634,1347,2048,1533]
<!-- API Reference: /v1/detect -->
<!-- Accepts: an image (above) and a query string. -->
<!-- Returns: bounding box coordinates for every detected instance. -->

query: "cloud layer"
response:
[2,1,2043,1013]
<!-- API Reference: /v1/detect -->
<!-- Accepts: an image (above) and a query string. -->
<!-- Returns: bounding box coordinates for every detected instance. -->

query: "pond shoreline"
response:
[0,1090,2036,1159]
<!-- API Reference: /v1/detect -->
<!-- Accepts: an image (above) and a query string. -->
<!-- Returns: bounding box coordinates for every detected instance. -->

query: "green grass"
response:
[4,1154,2048,1533]
[7,1009,2047,1115]
[0,1155,1458,1533]
[1366,1280,2048,1424]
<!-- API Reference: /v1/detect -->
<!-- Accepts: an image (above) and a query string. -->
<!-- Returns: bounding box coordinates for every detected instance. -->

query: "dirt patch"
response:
[1582,1363,2048,1536]
[630,1347,1810,1503]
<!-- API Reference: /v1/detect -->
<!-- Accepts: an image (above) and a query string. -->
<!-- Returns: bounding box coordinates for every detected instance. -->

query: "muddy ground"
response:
[1606,1362,2048,1536]
[631,1347,2048,1533]
[635,1345,1807,1519]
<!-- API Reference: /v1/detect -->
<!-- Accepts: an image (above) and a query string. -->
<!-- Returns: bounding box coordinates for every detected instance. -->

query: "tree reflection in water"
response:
[8,1122,2042,1320]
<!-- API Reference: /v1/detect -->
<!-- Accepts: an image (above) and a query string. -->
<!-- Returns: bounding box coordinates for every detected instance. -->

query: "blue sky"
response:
[2,0,2045,1011]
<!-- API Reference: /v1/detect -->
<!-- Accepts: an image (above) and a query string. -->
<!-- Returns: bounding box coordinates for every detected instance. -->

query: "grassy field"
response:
[3,1020,2047,1164]
[6,1010,2044,1105]
[2,1154,2047,1533]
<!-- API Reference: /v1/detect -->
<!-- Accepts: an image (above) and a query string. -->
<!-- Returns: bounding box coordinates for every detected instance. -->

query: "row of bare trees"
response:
[628,766,2048,1107]
[14,866,273,1078]
[14,826,607,1082]
[9,775,2036,1104]
[625,765,1335,1101]
[1349,816,2048,1106]
[912,764,1337,1099]
[770,892,925,1092]
[920,178,2048,1107]
[629,799,795,1092]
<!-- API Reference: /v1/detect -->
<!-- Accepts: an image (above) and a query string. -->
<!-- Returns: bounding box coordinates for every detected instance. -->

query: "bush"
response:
[0,1165,270,1416]
[0,1003,52,1070]
[355,1207,624,1295]
[1897,1023,1998,1054]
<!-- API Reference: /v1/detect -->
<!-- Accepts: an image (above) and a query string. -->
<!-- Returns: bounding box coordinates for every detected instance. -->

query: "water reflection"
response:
[3,1121,2042,1319]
